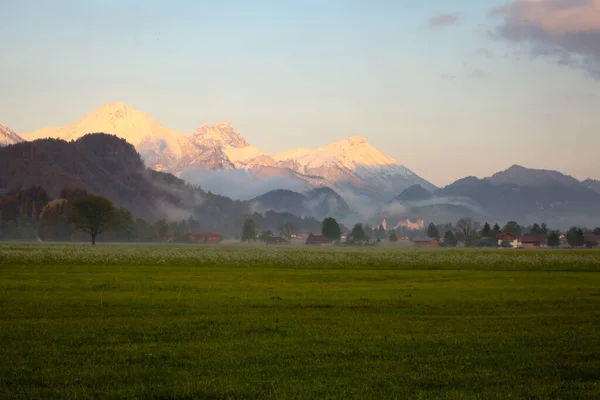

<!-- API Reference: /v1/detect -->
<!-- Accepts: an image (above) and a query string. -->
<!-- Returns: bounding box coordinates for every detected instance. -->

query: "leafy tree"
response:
[278,222,295,242]
[321,217,341,241]
[500,240,512,248]
[502,221,522,236]
[241,218,257,242]
[135,218,158,242]
[481,222,492,237]
[443,230,458,247]
[109,207,136,242]
[426,223,440,239]
[70,194,117,245]
[566,227,585,248]
[348,223,368,244]
[153,219,169,242]
[547,231,560,248]
[38,199,71,241]
[593,227,600,235]
[259,230,275,243]
[18,215,37,241]
[456,217,481,246]
[389,230,398,243]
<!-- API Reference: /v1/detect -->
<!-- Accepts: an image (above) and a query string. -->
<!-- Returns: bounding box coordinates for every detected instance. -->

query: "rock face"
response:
[20,103,436,202]
[0,124,24,147]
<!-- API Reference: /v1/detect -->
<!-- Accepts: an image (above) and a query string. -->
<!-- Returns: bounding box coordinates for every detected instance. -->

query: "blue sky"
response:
[1,0,599,186]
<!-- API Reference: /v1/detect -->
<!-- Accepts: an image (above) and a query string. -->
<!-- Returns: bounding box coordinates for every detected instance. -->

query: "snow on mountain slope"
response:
[191,120,262,164]
[25,102,188,153]
[0,124,24,146]
[273,136,398,170]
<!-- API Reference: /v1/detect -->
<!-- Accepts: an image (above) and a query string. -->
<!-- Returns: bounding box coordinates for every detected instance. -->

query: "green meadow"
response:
[1,244,599,399]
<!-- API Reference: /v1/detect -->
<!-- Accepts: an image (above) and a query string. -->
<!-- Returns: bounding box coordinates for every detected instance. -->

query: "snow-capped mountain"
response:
[19,102,435,201]
[0,124,24,147]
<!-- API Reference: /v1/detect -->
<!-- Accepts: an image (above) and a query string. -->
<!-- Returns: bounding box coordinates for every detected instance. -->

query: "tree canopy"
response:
[566,227,585,248]
[70,194,117,244]
[241,218,257,242]
[321,217,341,241]
[502,221,522,236]
[426,223,440,239]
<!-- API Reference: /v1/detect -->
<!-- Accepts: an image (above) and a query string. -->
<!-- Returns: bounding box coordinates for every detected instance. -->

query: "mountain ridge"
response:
[16,102,435,201]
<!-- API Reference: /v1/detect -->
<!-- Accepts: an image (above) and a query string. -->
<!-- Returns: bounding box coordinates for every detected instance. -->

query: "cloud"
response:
[490,0,600,77]
[428,13,461,28]
[440,73,456,80]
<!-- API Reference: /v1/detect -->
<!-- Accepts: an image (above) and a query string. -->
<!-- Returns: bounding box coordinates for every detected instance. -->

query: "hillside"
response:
[0,134,321,236]
[249,186,352,220]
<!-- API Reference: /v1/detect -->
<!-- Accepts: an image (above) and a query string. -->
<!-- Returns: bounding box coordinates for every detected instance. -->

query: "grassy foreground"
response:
[1,244,600,399]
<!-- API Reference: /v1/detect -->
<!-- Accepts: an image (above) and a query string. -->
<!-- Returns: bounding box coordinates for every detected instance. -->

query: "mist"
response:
[181,167,309,201]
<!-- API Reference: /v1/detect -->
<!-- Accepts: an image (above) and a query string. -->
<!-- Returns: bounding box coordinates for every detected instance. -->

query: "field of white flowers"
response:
[1,243,599,271]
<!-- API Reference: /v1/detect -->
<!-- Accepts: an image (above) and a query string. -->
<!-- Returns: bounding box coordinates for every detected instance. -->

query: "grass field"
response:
[1,244,600,399]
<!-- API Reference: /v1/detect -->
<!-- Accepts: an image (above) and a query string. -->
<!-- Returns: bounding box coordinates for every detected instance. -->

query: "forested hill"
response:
[0,133,320,236]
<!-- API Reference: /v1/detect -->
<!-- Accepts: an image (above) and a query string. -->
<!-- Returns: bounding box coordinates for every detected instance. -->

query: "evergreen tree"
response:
[389,230,398,243]
[547,231,560,248]
[443,231,458,247]
[426,223,440,238]
[566,227,585,248]
[481,222,492,237]
[502,221,522,236]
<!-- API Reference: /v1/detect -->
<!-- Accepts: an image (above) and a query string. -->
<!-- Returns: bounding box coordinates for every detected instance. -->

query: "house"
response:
[188,232,221,244]
[265,236,289,245]
[584,234,600,248]
[305,234,333,246]
[498,232,520,248]
[413,237,440,248]
[518,236,548,249]
[394,218,425,231]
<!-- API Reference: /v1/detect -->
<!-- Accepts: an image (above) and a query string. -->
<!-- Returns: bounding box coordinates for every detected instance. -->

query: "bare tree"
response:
[278,222,296,242]
[456,217,481,246]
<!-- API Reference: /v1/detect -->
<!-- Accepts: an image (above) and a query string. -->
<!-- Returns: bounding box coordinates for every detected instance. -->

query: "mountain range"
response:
[21,103,434,203]
[3,102,600,229]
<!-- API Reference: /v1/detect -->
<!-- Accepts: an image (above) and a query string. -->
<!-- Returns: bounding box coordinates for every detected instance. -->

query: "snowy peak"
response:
[275,134,400,171]
[0,124,24,146]
[192,120,250,149]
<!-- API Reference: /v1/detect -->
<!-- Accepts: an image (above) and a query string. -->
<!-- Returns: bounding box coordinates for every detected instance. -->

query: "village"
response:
[180,217,600,249]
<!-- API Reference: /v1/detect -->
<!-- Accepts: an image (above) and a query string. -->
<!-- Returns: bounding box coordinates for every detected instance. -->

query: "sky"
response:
[1,0,599,187]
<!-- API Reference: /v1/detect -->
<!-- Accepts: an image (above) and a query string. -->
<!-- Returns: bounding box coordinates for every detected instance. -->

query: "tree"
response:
[70,194,117,245]
[528,223,548,236]
[443,230,458,247]
[481,222,492,237]
[593,227,600,235]
[278,222,295,242]
[154,219,169,242]
[547,231,560,248]
[426,223,440,239]
[375,225,387,240]
[109,207,136,242]
[389,230,398,243]
[321,217,341,241]
[502,221,522,236]
[492,223,501,236]
[456,217,481,246]
[566,227,585,248]
[241,218,257,242]
[348,223,368,244]
[259,230,275,243]
[38,199,72,241]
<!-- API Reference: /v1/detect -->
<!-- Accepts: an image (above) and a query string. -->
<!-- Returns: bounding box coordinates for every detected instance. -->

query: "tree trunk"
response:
[92,234,96,245]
